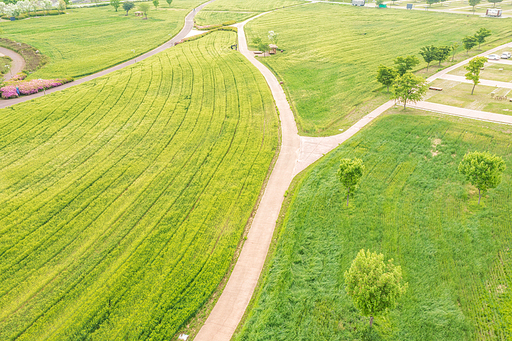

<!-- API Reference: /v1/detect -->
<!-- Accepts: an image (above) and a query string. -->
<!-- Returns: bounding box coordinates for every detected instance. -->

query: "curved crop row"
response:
[0,31,278,340]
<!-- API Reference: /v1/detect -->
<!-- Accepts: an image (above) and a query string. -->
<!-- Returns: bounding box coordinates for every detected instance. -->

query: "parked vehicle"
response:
[501,52,511,59]
[487,54,500,60]
[352,0,365,6]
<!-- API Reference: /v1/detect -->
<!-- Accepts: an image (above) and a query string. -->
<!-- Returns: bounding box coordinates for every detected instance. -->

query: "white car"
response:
[487,54,500,60]
[501,52,511,59]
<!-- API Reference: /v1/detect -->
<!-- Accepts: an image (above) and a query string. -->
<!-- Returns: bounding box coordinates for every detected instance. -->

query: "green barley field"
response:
[0,0,204,79]
[236,111,512,340]
[244,3,512,136]
[202,0,303,13]
[194,10,256,26]
[0,31,278,340]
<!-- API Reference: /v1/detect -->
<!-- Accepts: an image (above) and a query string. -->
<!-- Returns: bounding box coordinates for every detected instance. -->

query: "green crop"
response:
[236,111,512,340]
[0,31,278,340]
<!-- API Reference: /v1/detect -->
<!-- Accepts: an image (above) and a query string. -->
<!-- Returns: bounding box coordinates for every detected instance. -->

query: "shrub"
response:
[1,77,73,98]
[222,20,236,26]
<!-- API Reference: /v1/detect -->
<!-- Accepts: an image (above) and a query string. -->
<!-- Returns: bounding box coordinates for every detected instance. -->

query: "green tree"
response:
[345,249,407,328]
[426,0,439,6]
[458,151,506,204]
[58,0,66,13]
[138,3,150,18]
[393,55,420,76]
[434,45,451,66]
[122,1,134,15]
[166,0,172,7]
[462,35,478,53]
[337,158,364,206]
[475,27,491,48]
[258,41,269,55]
[376,0,384,5]
[450,42,459,62]
[488,0,502,6]
[152,0,159,9]
[419,45,438,71]
[469,0,480,12]
[392,72,427,109]
[464,56,486,95]
[110,0,120,11]
[376,65,397,93]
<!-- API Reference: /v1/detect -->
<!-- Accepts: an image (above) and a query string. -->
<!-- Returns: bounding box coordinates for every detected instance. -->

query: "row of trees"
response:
[0,0,66,17]
[110,0,172,12]
[462,28,492,54]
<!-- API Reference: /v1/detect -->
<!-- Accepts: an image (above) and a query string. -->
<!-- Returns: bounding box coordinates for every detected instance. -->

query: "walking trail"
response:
[0,47,25,81]
[195,11,512,340]
[0,0,216,109]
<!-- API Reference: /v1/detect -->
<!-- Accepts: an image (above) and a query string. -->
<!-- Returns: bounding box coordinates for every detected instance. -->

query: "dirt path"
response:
[0,0,216,109]
[0,47,25,81]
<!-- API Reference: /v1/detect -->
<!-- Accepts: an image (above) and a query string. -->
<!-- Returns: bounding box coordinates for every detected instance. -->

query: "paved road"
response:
[411,100,512,124]
[0,0,216,109]
[0,47,25,81]
[194,15,301,341]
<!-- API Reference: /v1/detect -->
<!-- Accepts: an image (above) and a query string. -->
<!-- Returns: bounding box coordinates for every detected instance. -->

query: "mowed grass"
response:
[245,3,512,135]
[236,112,512,340]
[194,10,257,26]
[427,78,512,114]
[1,0,204,79]
[0,31,278,340]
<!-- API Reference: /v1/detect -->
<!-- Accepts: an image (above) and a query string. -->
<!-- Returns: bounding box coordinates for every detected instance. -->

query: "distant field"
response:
[0,31,278,340]
[194,10,256,26]
[245,3,512,135]
[202,0,303,13]
[1,0,204,79]
[236,111,512,340]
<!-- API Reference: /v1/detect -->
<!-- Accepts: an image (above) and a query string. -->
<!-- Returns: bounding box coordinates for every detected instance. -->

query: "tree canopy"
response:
[464,56,487,95]
[376,65,397,92]
[345,249,407,327]
[337,158,364,206]
[391,72,427,109]
[393,55,420,76]
[462,35,478,53]
[469,0,480,12]
[110,0,120,11]
[122,1,134,15]
[419,45,437,71]
[458,151,506,204]
[475,28,491,48]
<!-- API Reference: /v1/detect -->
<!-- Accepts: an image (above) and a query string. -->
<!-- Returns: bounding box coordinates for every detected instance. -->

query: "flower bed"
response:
[1,76,73,99]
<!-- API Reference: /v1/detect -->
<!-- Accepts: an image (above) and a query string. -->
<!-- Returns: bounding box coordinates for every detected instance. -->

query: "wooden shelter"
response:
[134,11,143,17]
[269,44,278,54]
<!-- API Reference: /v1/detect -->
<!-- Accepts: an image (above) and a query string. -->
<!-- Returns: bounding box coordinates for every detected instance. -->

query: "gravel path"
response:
[0,0,216,109]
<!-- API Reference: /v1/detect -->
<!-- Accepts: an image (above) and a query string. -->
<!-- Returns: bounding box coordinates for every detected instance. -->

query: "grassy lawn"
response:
[448,61,512,82]
[0,55,12,75]
[427,79,512,114]
[202,0,304,13]
[194,10,257,26]
[235,111,512,341]
[0,31,278,340]
[1,0,204,79]
[245,3,512,136]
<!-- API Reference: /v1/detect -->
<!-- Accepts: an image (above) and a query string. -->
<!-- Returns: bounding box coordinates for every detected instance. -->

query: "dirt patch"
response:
[431,138,442,157]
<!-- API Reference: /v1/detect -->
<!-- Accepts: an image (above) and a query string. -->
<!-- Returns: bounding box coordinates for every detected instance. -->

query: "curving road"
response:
[0,0,216,109]
[0,47,25,81]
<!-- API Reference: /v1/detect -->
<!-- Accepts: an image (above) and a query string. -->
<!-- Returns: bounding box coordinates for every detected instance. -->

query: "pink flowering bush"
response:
[1,77,73,99]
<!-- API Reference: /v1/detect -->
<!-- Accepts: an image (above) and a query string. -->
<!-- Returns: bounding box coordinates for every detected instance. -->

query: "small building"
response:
[134,11,143,17]
[352,0,365,6]
[269,44,278,54]
[486,8,502,17]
